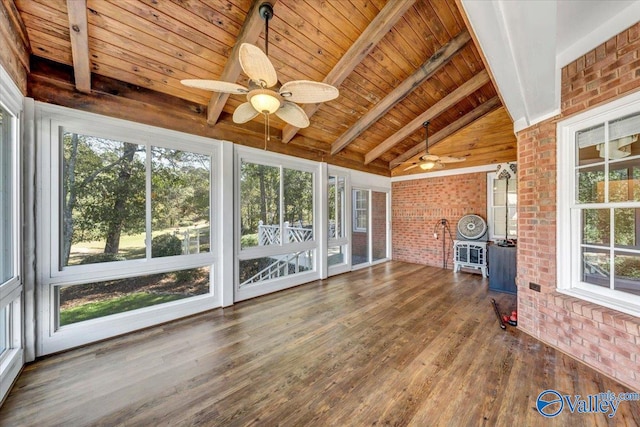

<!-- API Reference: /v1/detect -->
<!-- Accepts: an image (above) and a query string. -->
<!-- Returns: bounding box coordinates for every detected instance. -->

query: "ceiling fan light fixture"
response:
[420,161,436,170]
[248,89,281,114]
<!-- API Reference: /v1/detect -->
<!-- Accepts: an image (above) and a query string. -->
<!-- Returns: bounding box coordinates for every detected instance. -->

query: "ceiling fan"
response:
[403,121,466,171]
[181,2,338,138]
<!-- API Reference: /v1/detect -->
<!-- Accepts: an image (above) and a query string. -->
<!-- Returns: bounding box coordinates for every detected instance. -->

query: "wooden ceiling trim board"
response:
[0,0,30,72]
[270,4,345,64]
[280,0,416,144]
[140,0,240,46]
[206,0,273,125]
[1,0,30,55]
[331,29,471,155]
[89,29,213,80]
[66,0,91,93]
[97,0,229,63]
[20,13,69,40]
[364,69,489,165]
[87,5,227,76]
[390,96,501,169]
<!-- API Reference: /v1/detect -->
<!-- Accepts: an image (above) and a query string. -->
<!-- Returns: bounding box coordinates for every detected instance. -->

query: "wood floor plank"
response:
[1,261,638,426]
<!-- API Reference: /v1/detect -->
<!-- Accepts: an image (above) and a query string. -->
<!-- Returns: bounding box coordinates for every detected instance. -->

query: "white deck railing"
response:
[258,221,313,245]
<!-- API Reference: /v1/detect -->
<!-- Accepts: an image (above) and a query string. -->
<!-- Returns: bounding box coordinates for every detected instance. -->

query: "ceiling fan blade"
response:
[275,102,310,128]
[180,80,248,93]
[279,80,339,103]
[233,102,260,124]
[438,156,466,163]
[433,162,446,169]
[239,43,278,88]
[403,163,419,171]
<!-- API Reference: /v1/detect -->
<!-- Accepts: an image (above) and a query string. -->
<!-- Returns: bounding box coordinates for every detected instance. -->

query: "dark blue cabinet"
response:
[488,245,517,294]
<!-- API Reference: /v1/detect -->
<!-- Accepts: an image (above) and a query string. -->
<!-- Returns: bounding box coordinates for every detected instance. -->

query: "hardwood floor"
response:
[1,261,638,426]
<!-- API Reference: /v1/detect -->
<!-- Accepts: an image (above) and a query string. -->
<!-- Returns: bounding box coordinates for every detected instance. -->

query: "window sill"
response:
[557,287,640,318]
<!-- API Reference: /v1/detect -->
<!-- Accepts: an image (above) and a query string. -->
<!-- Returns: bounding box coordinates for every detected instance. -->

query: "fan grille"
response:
[457,214,487,240]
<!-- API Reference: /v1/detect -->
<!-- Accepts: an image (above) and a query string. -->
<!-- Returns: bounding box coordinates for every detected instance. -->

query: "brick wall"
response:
[392,173,487,268]
[517,22,640,390]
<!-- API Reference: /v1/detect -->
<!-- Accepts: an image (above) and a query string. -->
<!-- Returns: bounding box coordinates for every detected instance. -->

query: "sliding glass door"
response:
[351,188,389,268]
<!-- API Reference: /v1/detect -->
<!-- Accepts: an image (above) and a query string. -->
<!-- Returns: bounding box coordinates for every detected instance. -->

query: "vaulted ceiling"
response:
[10,0,518,176]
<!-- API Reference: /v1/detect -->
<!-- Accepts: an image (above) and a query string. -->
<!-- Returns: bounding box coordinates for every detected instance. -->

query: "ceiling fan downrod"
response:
[259,2,274,57]
[423,120,430,154]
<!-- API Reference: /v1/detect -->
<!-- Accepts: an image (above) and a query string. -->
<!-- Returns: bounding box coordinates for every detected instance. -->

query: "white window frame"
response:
[327,170,350,276]
[557,90,640,317]
[486,171,518,241]
[36,103,224,355]
[353,189,368,232]
[235,146,321,301]
[0,65,23,403]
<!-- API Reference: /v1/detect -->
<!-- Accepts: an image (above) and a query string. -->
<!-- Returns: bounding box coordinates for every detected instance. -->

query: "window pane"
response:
[581,247,610,288]
[614,251,640,296]
[328,176,345,240]
[582,208,610,245]
[577,123,604,166]
[58,266,211,326]
[609,158,640,202]
[239,251,314,287]
[62,133,146,266]
[577,165,605,203]
[328,245,346,266]
[240,162,280,249]
[151,147,210,257]
[0,107,13,283]
[283,169,313,243]
[372,191,387,262]
[0,306,7,356]
[328,176,336,238]
[614,208,639,247]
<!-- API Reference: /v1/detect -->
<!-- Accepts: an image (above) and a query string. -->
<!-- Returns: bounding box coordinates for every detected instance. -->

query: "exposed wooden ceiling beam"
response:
[389,96,501,169]
[364,69,490,165]
[207,0,274,125]
[330,29,471,155]
[66,0,91,93]
[280,0,416,144]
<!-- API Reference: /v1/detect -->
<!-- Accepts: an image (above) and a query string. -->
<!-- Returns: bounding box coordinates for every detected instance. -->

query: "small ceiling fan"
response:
[403,121,466,171]
[181,2,338,135]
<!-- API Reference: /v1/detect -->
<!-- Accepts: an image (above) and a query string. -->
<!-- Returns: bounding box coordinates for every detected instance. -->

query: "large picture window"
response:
[37,105,221,355]
[558,91,640,316]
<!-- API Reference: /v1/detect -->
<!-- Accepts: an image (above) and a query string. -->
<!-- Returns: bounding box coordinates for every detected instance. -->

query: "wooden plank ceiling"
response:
[13,0,516,176]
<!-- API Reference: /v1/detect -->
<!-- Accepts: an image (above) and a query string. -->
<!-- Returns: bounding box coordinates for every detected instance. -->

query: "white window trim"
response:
[327,166,352,276]
[0,64,23,402]
[234,146,322,302]
[557,89,640,317]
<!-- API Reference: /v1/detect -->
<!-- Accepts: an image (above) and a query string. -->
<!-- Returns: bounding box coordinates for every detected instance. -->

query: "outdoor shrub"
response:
[79,253,125,264]
[152,233,183,257]
[241,233,258,248]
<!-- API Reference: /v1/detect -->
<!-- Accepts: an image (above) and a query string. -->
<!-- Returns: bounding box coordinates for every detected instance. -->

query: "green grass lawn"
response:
[60,292,186,326]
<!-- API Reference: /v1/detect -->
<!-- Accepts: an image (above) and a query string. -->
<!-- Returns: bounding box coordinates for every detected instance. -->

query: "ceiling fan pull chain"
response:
[264,112,270,148]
